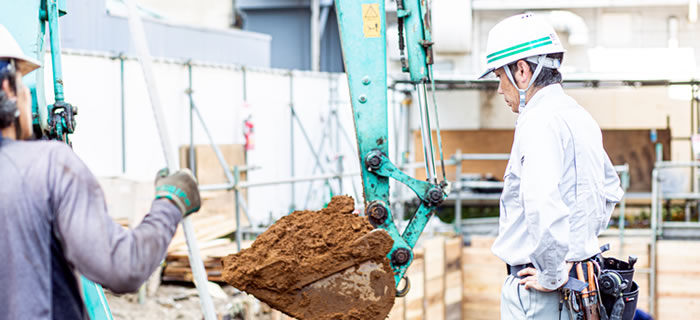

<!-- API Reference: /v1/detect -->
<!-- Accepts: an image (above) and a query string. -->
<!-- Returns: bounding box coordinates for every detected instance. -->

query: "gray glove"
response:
[154,168,201,216]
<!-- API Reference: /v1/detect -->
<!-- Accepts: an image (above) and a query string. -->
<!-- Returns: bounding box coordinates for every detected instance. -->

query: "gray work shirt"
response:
[0,139,182,319]
[491,84,624,290]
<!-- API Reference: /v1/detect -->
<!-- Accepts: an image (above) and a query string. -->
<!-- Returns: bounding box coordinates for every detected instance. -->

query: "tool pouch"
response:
[596,244,639,320]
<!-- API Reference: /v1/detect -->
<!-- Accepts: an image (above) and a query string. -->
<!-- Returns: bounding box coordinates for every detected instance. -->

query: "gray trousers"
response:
[501,275,571,320]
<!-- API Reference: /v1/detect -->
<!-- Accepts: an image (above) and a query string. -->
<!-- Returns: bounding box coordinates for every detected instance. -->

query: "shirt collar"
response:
[516,83,563,119]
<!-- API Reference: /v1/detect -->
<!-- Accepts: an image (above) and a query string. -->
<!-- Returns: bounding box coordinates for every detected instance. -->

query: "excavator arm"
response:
[220,2,450,318]
[334,0,448,294]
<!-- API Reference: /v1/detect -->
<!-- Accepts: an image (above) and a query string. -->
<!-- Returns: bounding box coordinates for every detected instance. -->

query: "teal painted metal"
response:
[334,0,446,288]
[46,0,64,102]
[396,0,433,82]
[371,153,432,200]
[82,276,113,320]
[44,0,77,144]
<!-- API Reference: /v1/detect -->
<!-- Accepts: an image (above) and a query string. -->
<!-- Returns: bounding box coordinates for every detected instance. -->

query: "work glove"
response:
[154,168,201,217]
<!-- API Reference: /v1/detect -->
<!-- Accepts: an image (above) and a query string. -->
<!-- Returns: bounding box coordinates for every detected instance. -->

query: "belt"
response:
[506,262,592,293]
[506,263,534,279]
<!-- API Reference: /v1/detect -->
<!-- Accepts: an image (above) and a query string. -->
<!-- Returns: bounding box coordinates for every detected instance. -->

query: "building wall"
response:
[45,51,360,225]
[136,0,233,29]
[434,4,700,76]
[241,7,344,72]
[56,0,271,67]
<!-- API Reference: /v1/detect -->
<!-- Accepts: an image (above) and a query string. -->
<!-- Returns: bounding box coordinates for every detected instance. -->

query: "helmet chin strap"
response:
[503,55,546,112]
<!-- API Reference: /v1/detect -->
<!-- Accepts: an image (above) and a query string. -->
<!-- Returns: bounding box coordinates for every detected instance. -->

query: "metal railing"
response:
[649,160,700,316]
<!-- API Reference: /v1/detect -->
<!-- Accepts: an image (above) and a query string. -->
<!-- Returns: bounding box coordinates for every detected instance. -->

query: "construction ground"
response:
[6,0,700,319]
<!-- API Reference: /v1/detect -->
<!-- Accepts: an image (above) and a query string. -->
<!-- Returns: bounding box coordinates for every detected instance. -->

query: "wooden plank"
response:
[462,238,503,320]
[445,237,462,320]
[657,297,700,320]
[462,294,500,320]
[406,248,425,320]
[424,237,446,320]
[656,239,700,318]
[468,235,496,249]
[657,240,700,273]
[445,237,462,273]
[424,237,446,280]
[168,209,249,252]
[462,247,502,266]
[445,271,462,305]
[179,144,246,185]
[412,130,513,182]
[635,272,651,313]
[387,297,405,320]
[657,272,700,298]
[426,277,445,320]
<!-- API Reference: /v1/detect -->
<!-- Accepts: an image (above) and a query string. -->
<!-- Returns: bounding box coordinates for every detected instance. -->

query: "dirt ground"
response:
[105,284,280,320]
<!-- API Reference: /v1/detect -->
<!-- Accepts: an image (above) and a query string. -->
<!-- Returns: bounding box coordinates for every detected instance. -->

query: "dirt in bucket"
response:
[221,195,396,320]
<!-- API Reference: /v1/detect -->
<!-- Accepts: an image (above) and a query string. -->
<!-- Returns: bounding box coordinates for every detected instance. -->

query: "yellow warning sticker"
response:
[362,3,381,38]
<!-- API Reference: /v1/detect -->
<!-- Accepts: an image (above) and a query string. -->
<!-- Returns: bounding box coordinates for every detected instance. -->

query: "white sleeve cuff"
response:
[538,261,569,291]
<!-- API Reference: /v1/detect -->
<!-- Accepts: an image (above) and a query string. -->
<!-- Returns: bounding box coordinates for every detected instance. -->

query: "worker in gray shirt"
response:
[0,25,201,319]
[479,15,624,319]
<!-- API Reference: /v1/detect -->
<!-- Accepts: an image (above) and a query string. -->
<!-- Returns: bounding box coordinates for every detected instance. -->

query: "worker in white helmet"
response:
[0,25,202,319]
[481,14,624,319]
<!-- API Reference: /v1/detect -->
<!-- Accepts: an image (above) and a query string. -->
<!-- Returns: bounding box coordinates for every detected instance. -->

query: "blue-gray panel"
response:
[321,9,343,73]
[238,0,333,9]
[244,9,309,70]
[58,0,271,67]
[242,7,343,72]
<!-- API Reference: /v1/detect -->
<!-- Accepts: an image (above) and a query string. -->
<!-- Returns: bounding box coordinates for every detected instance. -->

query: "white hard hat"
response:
[0,24,41,76]
[479,13,565,79]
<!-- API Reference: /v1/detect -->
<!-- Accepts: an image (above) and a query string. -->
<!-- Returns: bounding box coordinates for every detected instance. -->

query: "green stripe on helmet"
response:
[487,40,553,64]
[486,36,551,59]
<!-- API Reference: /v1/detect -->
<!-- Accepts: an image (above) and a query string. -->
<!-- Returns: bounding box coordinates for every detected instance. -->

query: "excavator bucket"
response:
[221,196,396,320]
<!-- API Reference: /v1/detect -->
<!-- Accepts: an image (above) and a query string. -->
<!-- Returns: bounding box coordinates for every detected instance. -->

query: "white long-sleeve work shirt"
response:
[491,84,624,291]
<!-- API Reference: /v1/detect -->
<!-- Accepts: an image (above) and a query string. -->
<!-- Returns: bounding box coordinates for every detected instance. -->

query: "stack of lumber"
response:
[657,240,700,320]
[462,236,502,320]
[387,236,464,320]
[163,239,242,282]
[405,247,425,320]
[162,191,250,283]
[445,237,463,320]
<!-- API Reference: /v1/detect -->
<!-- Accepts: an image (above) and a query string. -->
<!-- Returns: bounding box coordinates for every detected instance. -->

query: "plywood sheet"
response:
[406,249,425,320]
[413,129,671,191]
[178,144,246,186]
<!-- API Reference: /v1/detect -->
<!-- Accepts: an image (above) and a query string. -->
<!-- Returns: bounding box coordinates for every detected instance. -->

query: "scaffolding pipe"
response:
[188,62,196,177]
[199,171,362,192]
[310,0,320,71]
[617,164,629,257]
[650,168,658,318]
[234,166,242,251]
[454,149,463,236]
[289,73,296,211]
[124,1,216,318]
[119,54,126,174]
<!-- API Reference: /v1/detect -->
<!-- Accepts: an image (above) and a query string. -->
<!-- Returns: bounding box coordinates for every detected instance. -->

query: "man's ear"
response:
[1,78,15,98]
[515,60,531,86]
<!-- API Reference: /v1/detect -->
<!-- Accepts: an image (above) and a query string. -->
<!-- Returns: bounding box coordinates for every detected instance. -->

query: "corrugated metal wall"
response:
[58,0,271,67]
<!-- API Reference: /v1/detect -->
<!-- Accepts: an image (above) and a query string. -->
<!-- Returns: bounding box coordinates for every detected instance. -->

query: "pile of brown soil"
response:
[221,196,396,319]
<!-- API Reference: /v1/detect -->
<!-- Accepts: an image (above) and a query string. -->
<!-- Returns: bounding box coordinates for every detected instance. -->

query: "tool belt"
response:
[561,244,639,320]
